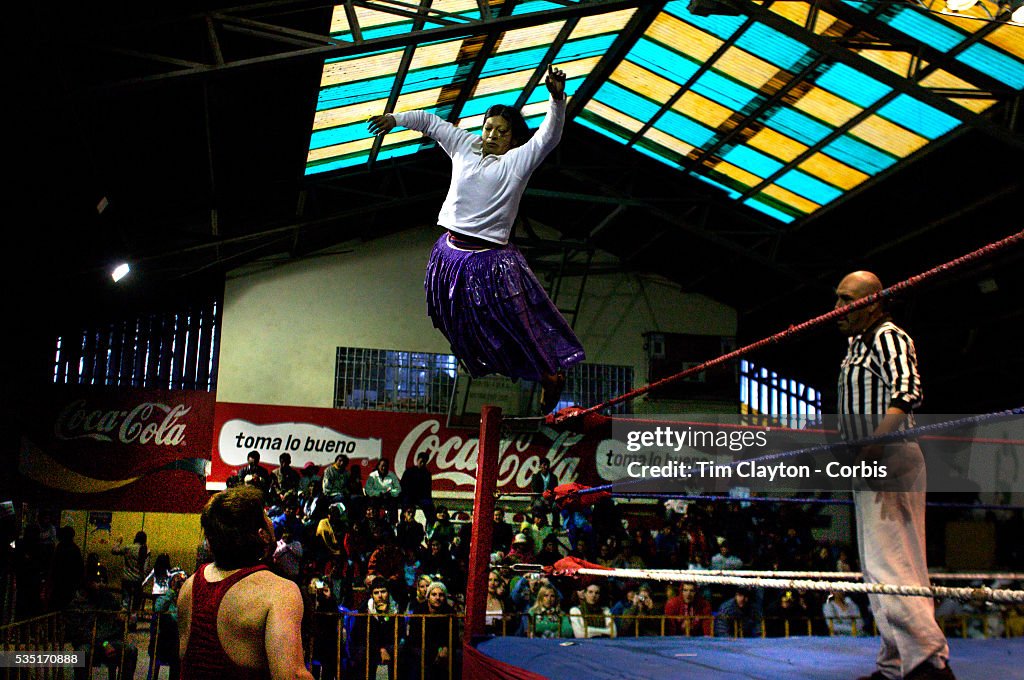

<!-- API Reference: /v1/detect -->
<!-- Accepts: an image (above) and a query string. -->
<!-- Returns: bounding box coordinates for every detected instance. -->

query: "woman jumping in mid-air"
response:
[368,64,584,414]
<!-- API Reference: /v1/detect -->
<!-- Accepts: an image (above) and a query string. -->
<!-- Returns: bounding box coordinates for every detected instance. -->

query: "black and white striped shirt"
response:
[838,320,922,441]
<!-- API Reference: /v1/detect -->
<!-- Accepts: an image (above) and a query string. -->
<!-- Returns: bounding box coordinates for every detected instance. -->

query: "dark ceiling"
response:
[8,1,1023,414]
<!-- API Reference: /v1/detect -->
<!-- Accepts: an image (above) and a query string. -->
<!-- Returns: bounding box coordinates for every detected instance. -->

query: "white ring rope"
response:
[627,569,1024,582]
[565,567,1024,604]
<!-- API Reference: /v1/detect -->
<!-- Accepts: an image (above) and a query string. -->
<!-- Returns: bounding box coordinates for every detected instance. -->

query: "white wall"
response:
[217,225,736,407]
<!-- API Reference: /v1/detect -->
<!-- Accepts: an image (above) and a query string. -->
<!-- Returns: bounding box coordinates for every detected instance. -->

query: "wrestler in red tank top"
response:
[180,564,271,680]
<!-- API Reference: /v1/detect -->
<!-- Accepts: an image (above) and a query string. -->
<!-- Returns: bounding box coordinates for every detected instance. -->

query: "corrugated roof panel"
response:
[310,120,373,150]
[986,24,1024,62]
[691,70,759,110]
[814,63,892,107]
[798,153,870,191]
[665,1,746,40]
[858,49,913,78]
[721,144,785,177]
[958,42,1024,89]
[713,47,785,92]
[742,196,799,223]
[757,184,820,215]
[584,99,646,135]
[768,1,809,28]
[472,69,535,98]
[746,127,809,163]
[394,87,454,114]
[313,98,387,130]
[629,37,703,84]
[595,81,664,124]
[761,107,833,146]
[651,109,717,148]
[849,115,928,157]
[319,62,459,110]
[734,23,814,70]
[860,3,964,52]
[495,22,566,54]
[675,90,734,129]
[823,134,898,175]
[308,129,423,166]
[774,168,843,204]
[322,51,401,87]
[642,126,697,159]
[791,86,862,128]
[569,8,638,40]
[714,161,764,189]
[876,94,960,139]
[647,12,725,64]
[610,60,682,104]
[949,97,998,114]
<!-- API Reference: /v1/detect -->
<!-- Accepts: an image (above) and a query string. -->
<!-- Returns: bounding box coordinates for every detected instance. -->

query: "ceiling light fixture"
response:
[111,263,131,283]
[1006,0,1024,22]
[945,0,979,9]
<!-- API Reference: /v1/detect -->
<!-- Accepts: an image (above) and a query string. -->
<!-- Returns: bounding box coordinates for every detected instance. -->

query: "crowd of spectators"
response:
[3,452,1023,680]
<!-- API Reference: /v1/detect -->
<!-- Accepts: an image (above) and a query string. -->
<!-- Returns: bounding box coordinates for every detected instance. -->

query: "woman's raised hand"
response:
[367,114,396,136]
[545,65,566,100]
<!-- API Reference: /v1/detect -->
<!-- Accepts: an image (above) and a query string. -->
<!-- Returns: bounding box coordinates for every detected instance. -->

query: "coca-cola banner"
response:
[211,403,608,497]
[12,386,215,512]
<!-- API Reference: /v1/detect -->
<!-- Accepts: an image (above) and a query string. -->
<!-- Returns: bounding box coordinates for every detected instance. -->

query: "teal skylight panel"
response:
[774,169,843,205]
[666,3,746,40]
[512,1,566,16]
[628,39,702,85]
[957,43,1024,90]
[814,63,891,108]
[317,65,459,110]
[878,5,964,53]
[735,24,812,70]
[720,145,784,178]
[823,135,898,175]
[876,95,959,140]
[652,109,717,148]
[310,122,370,150]
[742,197,797,224]
[595,82,664,123]
[556,34,619,61]
[761,107,832,146]
[691,70,758,110]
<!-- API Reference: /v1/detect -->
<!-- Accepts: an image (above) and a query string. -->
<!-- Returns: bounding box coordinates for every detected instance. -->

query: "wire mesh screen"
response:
[336,346,633,416]
[334,347,458,413]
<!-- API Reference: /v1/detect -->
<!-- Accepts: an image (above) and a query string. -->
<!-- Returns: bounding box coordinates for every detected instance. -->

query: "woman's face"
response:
[428,588,445,610]
[482,115,513,156]
[540,588,557,607]
[488,571,502,593]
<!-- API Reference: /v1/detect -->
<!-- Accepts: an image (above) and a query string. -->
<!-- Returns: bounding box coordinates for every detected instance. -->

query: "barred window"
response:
[554,363,634,415]
[53,298,221,391]
[334,347,458,412]
[740,359,820,427]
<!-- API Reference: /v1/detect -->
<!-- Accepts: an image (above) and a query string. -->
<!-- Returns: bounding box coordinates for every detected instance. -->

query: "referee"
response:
[835,270,953,680]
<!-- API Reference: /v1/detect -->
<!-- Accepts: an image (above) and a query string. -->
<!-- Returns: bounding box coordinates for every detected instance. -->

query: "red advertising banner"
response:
[211,403,607,498]
[12,386,215,512]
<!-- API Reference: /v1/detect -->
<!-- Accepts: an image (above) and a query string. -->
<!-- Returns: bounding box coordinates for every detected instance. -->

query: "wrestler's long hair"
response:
[201,485,271,569]
[485,104,531,148]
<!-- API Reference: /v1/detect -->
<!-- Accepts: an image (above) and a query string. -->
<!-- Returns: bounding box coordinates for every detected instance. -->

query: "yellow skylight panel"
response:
[858,49,913,78]
[495,22,567,54]
[308,129,423,163]
[715,161,764,188]
[585,99,646,134]
[746,127,808,163]
[395,87,450,113]
[313,99,390,131]
[675,90,733,129]
[643,126,697,158]
[986,24,1024,61]
[715,47,782,91]
[611,60,680,102]
[647,12,723,63]
[322,51,403,87]
[793,87,861,127]
[474,70,533,97]
[569,8,637,40]
[410,41,466,70]
[760,184,819,214]
[798,153,869,191]
[769,1,808,27]
[849,115,928,157]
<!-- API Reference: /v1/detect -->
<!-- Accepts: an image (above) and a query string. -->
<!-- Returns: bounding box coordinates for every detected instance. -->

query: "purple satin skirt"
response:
[425,233,585,381]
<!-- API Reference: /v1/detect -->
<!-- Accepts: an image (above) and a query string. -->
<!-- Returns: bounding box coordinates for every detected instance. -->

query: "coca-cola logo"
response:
[54,399,190,446]
[393,419,582,490]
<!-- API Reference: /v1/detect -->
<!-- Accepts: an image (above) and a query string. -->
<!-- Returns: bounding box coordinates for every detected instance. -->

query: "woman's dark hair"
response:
[201,486,270,569]
[134,531,149,572]
[484,104,531,148]
[153,553,171,581]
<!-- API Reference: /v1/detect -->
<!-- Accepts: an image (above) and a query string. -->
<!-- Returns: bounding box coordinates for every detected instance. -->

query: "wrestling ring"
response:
[461,229,1024,680]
